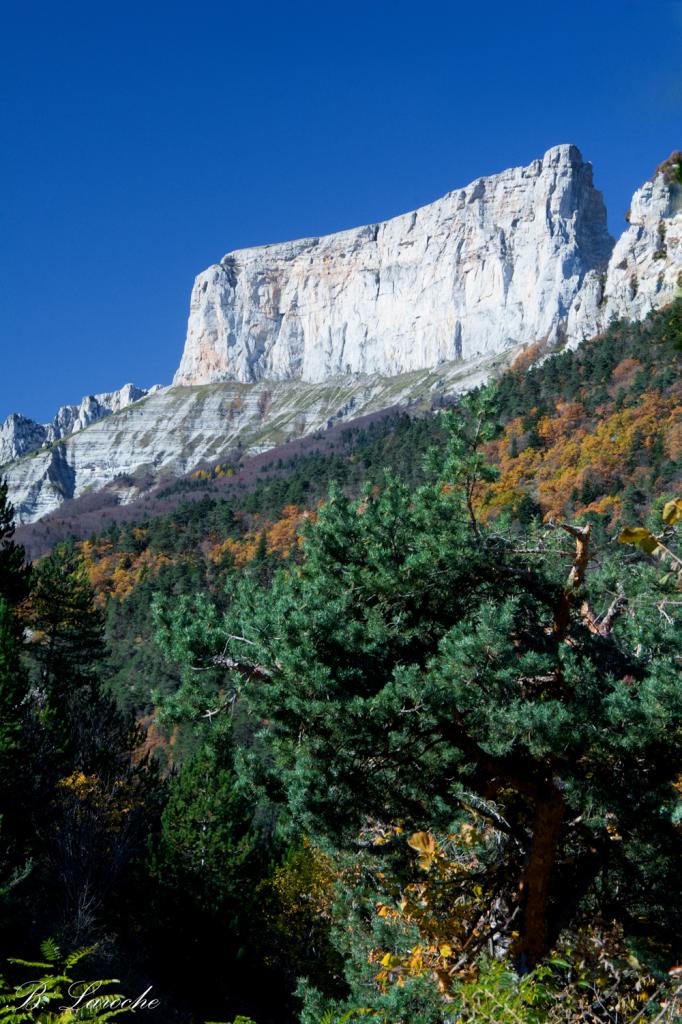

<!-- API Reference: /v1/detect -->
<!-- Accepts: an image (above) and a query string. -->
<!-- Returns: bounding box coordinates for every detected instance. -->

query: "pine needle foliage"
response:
[157,394,682,984]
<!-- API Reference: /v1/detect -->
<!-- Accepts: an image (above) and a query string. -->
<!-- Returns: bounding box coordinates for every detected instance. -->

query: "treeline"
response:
[486,302,682,524]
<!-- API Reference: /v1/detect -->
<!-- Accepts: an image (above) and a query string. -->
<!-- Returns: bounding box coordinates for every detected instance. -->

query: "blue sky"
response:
[1,0,680,422]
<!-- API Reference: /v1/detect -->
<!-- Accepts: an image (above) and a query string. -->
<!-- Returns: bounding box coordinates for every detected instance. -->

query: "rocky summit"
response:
[2,145,681,524]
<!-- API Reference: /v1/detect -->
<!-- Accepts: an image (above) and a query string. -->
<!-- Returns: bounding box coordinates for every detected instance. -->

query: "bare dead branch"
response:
[211,653,272,679]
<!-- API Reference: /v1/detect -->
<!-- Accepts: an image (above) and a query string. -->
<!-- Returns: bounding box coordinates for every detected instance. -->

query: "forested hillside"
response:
[1,303,681,1024]
[79,303,682,721]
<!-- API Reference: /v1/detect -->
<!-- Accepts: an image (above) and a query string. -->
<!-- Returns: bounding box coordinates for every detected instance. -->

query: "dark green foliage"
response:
[24,544,120,776]
[0,539,164,960]
[0,598,32,917]
[658,299,682,353]
[0,940,134,1022]
[495,302,681,424]
[0,480,30,757]
[0,485,33,918]
[0,600,25,794]
[26,543,106,683]
[145,732,311,1024]
[158,406,682,995]
[94,413,450,716]
[0,479,30,610]
[152,736,264,915]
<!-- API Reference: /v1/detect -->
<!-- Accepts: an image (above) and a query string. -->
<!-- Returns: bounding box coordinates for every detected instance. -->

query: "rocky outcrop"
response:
[48,383,156,441]
[0,384,159,466]
[174,144,614,386]
[2,352,505,524]
[0,415,49,467]
[568,153,682,343]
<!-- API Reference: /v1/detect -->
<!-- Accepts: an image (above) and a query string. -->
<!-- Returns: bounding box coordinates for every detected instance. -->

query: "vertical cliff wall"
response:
[174,145,615,386]
[568,153,682,343]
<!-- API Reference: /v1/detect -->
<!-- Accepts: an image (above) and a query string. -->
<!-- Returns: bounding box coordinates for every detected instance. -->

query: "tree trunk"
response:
[515,784,565,970]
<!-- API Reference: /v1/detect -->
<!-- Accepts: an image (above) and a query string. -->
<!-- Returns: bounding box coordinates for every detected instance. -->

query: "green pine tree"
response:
[0,478,30,610]
[0,484,33,917]
[158,406,682,977]
[19,543,163,946]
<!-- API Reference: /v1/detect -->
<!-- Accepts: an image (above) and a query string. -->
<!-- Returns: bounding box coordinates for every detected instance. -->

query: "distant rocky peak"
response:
[0,415,48,467]
[0,383,160,468]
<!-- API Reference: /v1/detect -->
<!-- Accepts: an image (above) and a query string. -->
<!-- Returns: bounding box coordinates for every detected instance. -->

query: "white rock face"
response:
[0,415,48,466]
[0,384,158,466]
[174,144,614,386]
[47,383,152,441]
[568,163,682,343]
[4,145,681,526]
[2,353,505,524]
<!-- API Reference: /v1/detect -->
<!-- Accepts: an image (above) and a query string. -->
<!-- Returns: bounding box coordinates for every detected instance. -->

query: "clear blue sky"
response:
[1,0,680,422]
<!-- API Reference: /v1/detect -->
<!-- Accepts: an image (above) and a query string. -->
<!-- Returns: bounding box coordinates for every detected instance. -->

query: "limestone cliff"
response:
[1,354,503,524]
[174,145,614,386]
[568,152,682,343]
[3,145,681,526]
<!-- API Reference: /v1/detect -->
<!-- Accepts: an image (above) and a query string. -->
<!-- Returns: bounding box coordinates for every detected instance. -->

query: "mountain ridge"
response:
[0,383,162,466]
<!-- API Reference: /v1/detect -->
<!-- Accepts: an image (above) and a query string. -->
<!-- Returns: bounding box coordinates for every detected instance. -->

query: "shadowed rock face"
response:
[174,145,615,386]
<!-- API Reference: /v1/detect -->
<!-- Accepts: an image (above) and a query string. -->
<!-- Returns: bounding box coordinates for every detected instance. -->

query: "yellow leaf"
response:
[408,831,436,870]
[618,526,660,555]
[440,944,453,958]
[407,831,436,854]
[381,952,401,969]
[619,526,654,545]
[663,499,682,525]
